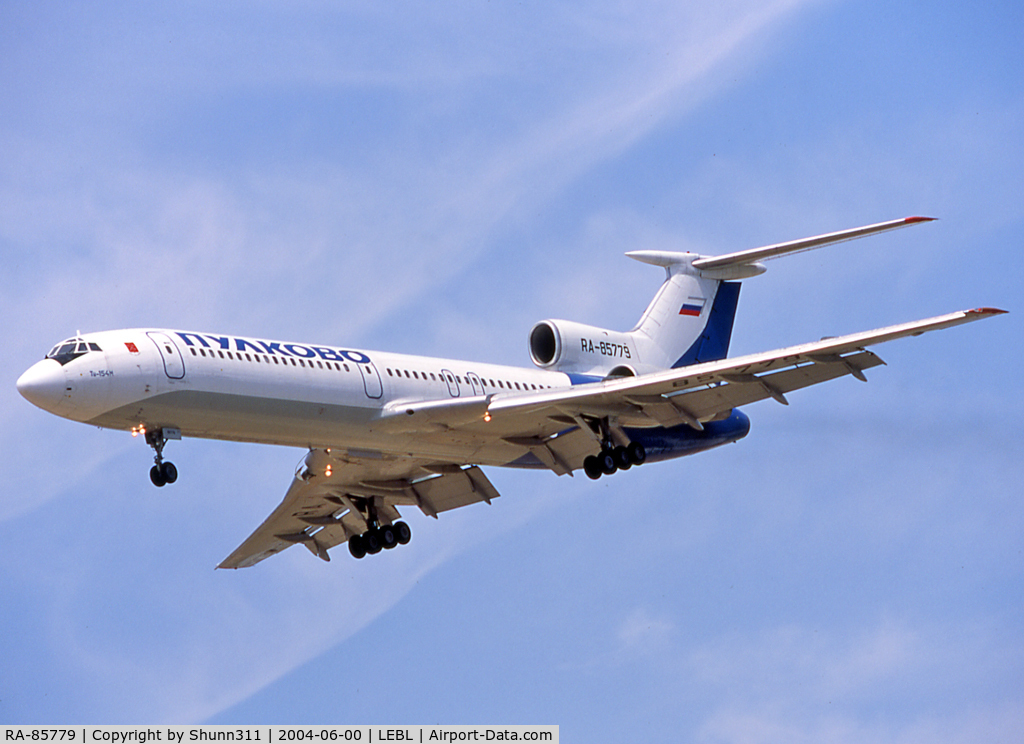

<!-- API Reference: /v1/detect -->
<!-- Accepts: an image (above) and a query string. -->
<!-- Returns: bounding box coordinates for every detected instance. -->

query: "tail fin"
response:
[625,216,936,370]
[528,217,934,377]
[625,252,746,369]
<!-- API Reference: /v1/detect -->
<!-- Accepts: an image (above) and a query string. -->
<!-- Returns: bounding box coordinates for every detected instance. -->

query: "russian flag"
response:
[679,297,705,317]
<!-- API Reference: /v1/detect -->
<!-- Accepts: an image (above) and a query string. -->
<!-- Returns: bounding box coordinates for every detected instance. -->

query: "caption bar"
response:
[2,728,557,744]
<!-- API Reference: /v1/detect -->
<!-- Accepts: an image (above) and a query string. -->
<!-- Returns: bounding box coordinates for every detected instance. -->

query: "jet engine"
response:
[528,320,640,378]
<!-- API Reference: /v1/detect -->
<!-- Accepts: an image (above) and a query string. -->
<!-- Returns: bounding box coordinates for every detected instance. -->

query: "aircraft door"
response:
[357,360,383,399]
[146,332,185,379]
[441,368,460,397]
[467,372,485,396]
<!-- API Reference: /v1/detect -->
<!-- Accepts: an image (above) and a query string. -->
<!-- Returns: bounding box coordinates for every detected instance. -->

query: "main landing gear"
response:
[346,497,412,559]
[145,428,179,487]
[348,521,412,559]
[583,441,646,480]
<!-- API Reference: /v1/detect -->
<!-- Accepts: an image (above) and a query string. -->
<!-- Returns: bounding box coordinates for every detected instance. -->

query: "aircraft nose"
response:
[17,359,68,412]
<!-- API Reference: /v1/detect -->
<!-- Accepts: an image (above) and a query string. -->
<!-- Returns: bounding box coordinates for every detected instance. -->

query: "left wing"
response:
[486,308,1006,430]
[218,450,500,568]
[392,308,1006,467]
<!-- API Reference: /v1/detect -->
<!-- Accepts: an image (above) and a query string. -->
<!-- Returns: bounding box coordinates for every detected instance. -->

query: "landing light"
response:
[325,464,333,477]
[483,412,492,422]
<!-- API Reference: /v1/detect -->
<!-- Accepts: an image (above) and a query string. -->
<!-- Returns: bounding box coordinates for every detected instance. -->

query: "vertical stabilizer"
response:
[625,251,744,369]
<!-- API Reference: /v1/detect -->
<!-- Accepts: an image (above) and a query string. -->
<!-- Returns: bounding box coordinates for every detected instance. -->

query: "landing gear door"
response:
[146,332,185,380]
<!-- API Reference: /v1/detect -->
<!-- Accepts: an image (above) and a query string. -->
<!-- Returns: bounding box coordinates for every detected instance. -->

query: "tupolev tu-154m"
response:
[17,217,1006,568]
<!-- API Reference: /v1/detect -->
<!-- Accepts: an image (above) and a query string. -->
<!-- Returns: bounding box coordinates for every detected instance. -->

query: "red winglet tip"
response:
[904,216,938,223]
[968,307,1008,315]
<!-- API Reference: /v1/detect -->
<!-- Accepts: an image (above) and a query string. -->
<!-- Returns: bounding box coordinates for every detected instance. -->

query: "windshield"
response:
[46,337,102,366]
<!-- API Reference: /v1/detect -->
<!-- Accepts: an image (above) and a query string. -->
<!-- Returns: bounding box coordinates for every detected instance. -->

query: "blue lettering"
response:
[284,344,316,358]
[236,338,264,353]
[176,332,211,348]
[206,335,231,350]
[312,346,343,362]
[342,350,370,364]
[257,340,290,356]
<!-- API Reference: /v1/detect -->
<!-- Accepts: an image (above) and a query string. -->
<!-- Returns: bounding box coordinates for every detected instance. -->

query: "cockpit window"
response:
[46,337,102,366]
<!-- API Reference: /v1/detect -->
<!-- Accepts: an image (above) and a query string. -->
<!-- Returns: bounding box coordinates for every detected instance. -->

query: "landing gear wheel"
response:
[380,524,399,550]
[598,450,617,476]
[161,461,178,484]
[364,529,383,555]
[613,446,632,471]
[348,533,367,559]
[394,521,412,545]
[150,465,167,487]
[627,441,646,466]
[583,455,603,480]
[145,428,180,487]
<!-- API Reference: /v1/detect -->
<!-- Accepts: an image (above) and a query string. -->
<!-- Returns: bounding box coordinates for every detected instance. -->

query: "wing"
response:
[217,451,500,568]
[389,308,1006,470]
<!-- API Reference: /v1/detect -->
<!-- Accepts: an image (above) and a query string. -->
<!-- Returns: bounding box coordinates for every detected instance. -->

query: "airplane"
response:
[17,216,1006,568]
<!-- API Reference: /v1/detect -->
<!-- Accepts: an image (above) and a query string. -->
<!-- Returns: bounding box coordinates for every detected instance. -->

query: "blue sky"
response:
[2,0,1022,739]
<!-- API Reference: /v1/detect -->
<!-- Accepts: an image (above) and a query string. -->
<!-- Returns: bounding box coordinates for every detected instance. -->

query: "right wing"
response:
[217,451,500,569]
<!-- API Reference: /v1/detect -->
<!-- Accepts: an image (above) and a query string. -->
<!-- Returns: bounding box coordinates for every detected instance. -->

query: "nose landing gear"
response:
[145,428,180,487]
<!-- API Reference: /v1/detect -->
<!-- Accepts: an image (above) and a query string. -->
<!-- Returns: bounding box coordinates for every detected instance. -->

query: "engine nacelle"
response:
[529,319,642,378]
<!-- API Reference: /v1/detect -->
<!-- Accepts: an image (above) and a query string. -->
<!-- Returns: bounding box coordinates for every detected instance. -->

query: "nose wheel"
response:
[145,428,180,487]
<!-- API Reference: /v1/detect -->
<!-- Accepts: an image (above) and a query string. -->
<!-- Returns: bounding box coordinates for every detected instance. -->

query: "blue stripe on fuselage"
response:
[506,409,751,469]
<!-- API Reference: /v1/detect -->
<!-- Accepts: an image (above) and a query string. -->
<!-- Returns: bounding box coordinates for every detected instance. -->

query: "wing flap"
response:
[411,466,501,515]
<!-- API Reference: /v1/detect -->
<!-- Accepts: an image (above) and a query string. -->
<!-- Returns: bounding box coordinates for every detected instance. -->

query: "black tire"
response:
[364,529,383,555]
[613,445,632,471]
[380,524,399,549]
[599,450,617,476]
[348,534,367,559]
[583,455,603,480]
[394,521,412,545]
[150,465,167,487]
[161,461,178,484]
[627,441,646,466]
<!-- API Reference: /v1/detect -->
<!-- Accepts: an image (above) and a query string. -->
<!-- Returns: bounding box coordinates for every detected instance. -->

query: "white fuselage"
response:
[18,328,575,467]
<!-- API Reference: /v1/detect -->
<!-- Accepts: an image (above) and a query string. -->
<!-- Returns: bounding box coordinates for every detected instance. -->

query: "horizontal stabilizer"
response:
[692,216,935,271]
